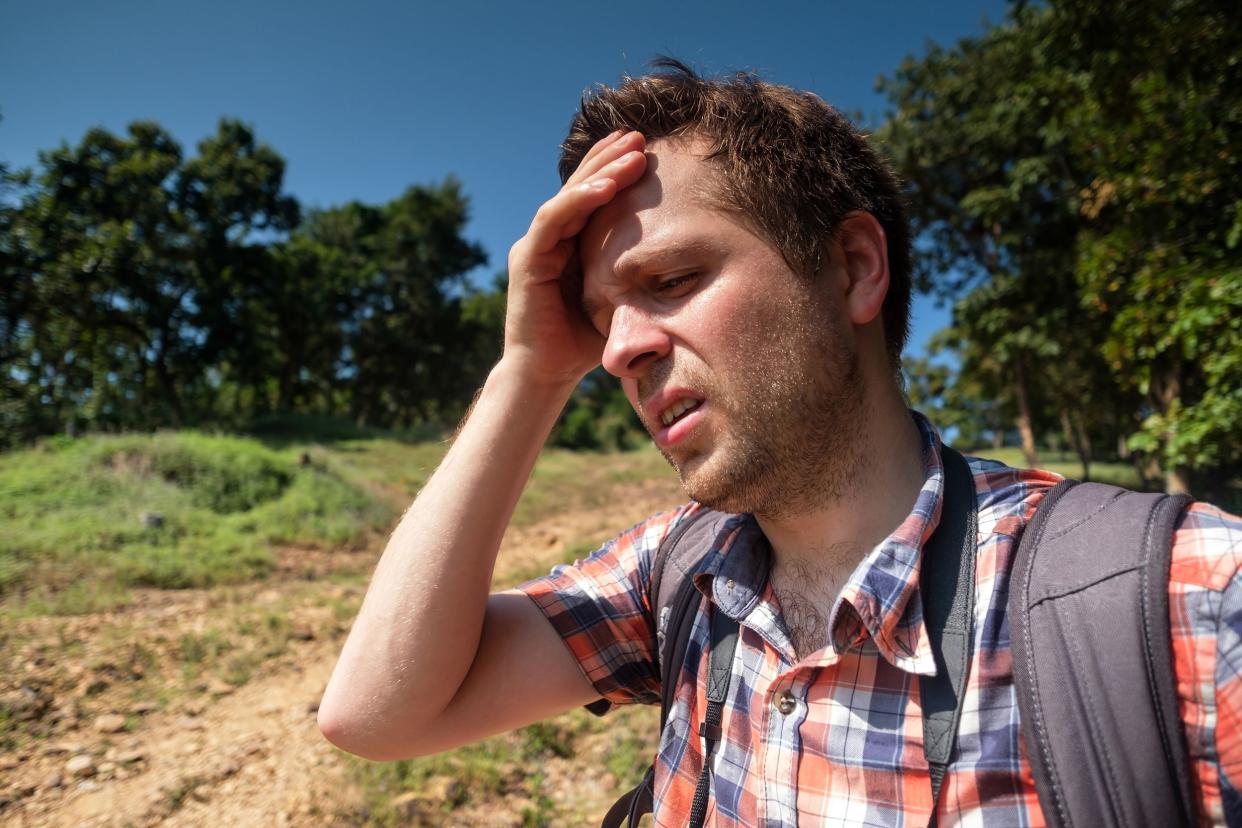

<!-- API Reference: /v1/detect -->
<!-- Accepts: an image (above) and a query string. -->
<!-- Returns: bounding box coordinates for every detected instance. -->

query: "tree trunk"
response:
[152,343,183,426]
[1074,413,1092,482]
[277,364,295,413]
[1152,365,1185,496]
[1060,407,1093,481]
[1166,466,1193,496]
[1013,356,1040,468]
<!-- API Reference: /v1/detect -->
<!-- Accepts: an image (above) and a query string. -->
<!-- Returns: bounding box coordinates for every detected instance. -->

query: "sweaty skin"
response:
[577,140,869,519]
[576,138,925,655]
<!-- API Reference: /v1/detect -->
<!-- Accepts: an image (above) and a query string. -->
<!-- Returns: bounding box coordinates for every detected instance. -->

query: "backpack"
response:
[600,447,1196,828]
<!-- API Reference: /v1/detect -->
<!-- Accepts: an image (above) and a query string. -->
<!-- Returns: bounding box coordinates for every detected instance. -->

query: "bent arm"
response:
[317,361,595,760]
[318,130,649,761]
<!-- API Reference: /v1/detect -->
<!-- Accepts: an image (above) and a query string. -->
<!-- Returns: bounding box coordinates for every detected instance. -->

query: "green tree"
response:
[880,0,1241,494]
[292,181,488,429]
[2,117,498,447]
[878,7,1093,468]
[1049,0,1242,494]
[2,119,297,442]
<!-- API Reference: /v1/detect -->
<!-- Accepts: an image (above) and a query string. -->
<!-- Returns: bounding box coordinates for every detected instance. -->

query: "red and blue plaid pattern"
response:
[520,416,1242,826]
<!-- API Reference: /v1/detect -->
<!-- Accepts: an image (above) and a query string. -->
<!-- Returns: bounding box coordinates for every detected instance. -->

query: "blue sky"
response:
[1,0,1011,356]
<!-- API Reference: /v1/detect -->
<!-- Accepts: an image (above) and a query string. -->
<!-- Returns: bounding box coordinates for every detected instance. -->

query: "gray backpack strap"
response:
[600,507,733,828]
[919,446,979,826]
[1009,480,1194,828]
[650,508,736,638]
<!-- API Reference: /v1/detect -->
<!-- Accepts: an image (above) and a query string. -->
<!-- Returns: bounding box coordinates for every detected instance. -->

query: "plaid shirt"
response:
[520,416,1242,826]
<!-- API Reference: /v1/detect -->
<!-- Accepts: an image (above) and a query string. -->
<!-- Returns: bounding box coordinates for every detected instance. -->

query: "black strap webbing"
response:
[601,513,723,828]
[918,446,979,825]
[687,608,740,828]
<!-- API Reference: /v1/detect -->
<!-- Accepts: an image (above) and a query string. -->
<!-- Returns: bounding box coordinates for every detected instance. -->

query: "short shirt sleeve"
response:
[1167,500,1242,826]
[518,504,698,709]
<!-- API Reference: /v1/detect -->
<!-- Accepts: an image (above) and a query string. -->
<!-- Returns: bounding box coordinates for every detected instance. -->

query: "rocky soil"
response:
[1,477,681,827]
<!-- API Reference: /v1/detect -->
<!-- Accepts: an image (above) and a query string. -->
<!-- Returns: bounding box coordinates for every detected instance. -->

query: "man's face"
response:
[578,139,868,517]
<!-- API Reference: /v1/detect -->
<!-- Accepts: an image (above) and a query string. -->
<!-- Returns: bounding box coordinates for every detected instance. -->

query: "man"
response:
[319,61,1242,825]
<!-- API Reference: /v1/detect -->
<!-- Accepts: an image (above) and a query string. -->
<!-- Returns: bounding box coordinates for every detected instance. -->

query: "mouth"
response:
[658,397,703,428]
[649,394,706,449]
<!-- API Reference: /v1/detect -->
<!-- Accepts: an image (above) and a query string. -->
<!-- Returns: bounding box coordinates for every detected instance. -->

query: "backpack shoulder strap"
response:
[600,506,733,828]
[919,445,979,826]
[649,507,735,639]
[1009,480,1194,828]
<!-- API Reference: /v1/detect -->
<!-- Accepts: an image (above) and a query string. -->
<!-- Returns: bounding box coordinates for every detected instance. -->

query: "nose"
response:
[601,304,671,379]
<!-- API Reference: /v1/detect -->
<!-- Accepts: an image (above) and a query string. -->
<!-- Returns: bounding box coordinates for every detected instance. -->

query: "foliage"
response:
[550,367,646,452]
[0,120,503,448]
[880,0,1242,494]
[1,119,297,440]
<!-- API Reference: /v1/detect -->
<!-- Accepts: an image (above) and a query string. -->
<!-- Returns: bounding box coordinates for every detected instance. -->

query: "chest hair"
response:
[768,544,862,660]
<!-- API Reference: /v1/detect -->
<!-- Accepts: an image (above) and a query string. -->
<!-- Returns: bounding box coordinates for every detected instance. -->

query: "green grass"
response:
[498,540,603,590]
[0,422,678,618]
[0,430,393,614]
[512,444,674,527]
[961,446,1146,489]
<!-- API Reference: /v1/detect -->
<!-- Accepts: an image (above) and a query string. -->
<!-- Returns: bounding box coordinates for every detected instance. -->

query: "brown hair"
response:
[559,57,912,367]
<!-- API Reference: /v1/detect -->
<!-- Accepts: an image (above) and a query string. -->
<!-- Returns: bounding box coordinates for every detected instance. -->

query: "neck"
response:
[757,383,925,567]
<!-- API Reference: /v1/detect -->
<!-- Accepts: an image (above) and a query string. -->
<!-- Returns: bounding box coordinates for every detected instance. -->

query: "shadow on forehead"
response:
[579,151,666,275]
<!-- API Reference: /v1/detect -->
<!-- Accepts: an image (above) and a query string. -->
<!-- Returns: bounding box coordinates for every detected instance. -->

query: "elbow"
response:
[316,704,365,757]
[316,697,441,762]
[317,703,396,761]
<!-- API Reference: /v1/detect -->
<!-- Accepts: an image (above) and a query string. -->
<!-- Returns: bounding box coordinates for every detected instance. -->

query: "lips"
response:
[642,388,706,449]
[659,397,702,427]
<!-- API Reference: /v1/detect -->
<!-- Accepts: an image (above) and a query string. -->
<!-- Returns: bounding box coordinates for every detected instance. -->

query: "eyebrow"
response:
[613,237,719,281]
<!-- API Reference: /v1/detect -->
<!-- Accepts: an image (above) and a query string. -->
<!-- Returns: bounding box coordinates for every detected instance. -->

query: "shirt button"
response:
[775,691,796,716]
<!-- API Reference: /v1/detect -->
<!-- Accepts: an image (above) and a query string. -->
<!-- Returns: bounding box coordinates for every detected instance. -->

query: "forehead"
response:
[579,140,727,288]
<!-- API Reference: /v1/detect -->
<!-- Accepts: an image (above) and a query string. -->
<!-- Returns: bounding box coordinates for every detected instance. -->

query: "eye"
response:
[655,272,699,296]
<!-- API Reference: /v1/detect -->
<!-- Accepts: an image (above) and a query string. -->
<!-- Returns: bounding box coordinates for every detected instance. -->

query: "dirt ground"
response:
[1,477,683,827]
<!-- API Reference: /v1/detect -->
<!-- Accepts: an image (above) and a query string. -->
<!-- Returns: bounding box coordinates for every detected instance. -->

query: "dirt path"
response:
[3,477,683,827]
[3,577,366,828]
[30,638,356,828]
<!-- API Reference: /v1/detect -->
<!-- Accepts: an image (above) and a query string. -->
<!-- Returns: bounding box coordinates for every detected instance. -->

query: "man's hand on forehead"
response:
[502,130,648,387]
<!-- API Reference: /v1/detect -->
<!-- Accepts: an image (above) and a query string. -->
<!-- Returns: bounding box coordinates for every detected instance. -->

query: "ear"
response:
[836,211,889,326]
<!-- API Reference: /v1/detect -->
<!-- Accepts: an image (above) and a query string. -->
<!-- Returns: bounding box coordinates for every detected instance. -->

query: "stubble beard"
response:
[643,321,869,520]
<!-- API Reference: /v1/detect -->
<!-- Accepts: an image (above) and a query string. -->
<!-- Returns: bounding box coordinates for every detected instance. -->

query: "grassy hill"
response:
[0,430,395,616]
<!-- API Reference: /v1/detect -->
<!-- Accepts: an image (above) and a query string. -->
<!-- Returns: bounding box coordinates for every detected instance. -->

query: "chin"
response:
[676,458,754,515]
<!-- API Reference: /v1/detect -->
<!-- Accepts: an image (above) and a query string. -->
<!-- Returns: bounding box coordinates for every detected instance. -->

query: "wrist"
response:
[487,355,582,408]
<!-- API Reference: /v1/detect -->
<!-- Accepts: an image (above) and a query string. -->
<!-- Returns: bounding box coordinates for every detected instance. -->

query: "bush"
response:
[0,430,391,612]
[554,406,603,451]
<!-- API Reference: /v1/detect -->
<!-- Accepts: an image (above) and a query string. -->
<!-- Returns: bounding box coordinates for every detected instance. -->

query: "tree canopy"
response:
[880,0,1241,497]
[1,118,503,446]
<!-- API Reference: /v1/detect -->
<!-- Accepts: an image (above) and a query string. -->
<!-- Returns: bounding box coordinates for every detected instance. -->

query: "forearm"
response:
[318,358,574,753]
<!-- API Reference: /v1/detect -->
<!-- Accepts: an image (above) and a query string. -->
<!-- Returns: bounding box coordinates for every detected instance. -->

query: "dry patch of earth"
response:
[2,476,684,826]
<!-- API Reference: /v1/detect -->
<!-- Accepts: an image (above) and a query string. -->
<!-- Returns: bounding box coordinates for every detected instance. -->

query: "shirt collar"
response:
[828,411,944,675]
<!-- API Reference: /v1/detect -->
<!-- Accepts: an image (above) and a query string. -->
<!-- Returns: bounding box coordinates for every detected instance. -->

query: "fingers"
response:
[569,129,626,182]
[565,130,644,188]
[523,142,647,256]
